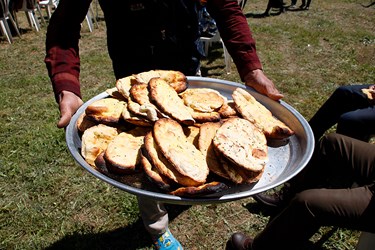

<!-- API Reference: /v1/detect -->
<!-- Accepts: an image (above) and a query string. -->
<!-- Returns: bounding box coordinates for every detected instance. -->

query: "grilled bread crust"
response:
[149,78,195,125]
[153,118,209,184]
[85,97,126,124]
[213,117,268,172]
[104,127,150,174]
[198,122,229,179]
[135,70,188,93]
[81,124,119,167]
[179,88,226,113]
[144,132,203,187]
[232,88,294,139]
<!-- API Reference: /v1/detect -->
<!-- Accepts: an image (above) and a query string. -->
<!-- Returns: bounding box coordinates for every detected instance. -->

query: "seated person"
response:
[226,133,375,250]
[309,84,375,143]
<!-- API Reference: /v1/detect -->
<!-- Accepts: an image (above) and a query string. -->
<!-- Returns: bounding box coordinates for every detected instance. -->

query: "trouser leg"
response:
[253,186,375,249]
[289,133,375,193]
[336,106,375,142]
[308,84,371,141]
[137,196,169,236]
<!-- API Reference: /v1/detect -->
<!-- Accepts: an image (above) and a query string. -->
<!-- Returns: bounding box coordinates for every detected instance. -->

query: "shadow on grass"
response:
[243,201,337,250]
[45,204,191,250]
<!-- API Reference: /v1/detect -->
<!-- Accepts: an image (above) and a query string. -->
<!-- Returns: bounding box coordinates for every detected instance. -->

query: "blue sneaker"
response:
[153,229,183,250]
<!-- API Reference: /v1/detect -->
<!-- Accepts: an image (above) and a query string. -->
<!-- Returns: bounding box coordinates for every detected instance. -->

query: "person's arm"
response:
[207,0,283,101]
[44,0,92,128]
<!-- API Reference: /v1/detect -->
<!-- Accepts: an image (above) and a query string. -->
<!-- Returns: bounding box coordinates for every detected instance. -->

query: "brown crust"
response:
[76,112,97,133]
[218,100,239,118]
[232,88,294,139]
[121,102,153,127]
[149,78,195,125]
[115,75,137,100]
[179,88,225,113]
[85,97,126,124]
[169,181,228,197]
[81,124,119,167]
[153,118,209,184]
[140,149,173,191]
[198,122,229,179]
[144,132,202,187]
[213,117,268,172]
[135,70,188,93]
[104,127,151,174]
[190,110,222,123]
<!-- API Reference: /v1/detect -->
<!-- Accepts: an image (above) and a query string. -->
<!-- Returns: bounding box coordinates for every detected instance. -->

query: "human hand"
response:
[369,85,375,100]
[362,85,375,104]
[244,69,284,101]
[57,90,83,129]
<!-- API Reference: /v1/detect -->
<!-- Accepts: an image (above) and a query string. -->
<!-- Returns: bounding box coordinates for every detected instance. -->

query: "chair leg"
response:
[89,5,98,28]
[85,12,93,32]
[27,11,40,32]
[221,40,232,74]
[0,19,13,43]
[35,5,47,26]
[8,14,21,37]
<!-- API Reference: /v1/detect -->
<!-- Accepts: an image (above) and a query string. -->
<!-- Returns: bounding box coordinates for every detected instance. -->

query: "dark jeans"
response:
[309,84,375,142]
[252,133,375,250]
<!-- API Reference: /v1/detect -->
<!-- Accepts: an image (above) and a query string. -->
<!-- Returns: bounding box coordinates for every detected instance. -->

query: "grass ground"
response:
[0,0,374,249]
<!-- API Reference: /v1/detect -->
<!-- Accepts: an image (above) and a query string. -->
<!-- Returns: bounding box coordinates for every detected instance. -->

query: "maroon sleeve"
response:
[206,0,263,81]
[44,0,92,102]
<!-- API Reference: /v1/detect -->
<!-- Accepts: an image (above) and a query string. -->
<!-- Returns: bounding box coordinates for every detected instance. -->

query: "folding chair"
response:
[0,0,21,43]
[200,32,232,74]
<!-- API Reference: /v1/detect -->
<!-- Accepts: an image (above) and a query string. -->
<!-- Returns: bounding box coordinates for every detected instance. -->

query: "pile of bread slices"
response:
[77,70,294,197]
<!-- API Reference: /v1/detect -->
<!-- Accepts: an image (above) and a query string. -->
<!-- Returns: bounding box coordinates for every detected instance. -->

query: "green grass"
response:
[1,0,374,249]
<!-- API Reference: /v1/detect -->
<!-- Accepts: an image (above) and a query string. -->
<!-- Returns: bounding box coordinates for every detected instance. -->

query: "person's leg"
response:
[290,133,375,191]
[336,106,375,142]
[253,133,375,210]
[305,0,311,8]
[137,196,183,249]
[308,84,372,141]
[137,196,169,236]
[252,186,375,249]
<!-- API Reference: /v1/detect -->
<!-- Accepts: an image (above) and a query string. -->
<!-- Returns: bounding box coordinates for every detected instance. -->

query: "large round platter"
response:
[66,76,314,205]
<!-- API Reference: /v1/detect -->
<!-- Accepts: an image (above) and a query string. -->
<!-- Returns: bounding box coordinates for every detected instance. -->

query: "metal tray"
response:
[66,76,314,205]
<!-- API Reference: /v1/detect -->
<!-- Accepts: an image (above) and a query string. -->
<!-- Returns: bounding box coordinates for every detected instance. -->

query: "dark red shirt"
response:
[45,0,262,101]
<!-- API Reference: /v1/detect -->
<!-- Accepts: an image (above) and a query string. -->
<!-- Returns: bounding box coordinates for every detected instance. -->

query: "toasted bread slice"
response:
[121,102,153,127]
[116,75,137,100]
[213,117,268,172]
[214,146,244,184]
[183,125,200,149]
[153,118,209,184]
[144,132,203,187]
[129,83,167,120]
[140,149,173,191]
[179,88,226,113]
[169,181,228,197]
[198,122,229,179]
[149,78,195,125]
[190,109,222,123]
[76,112,97,133]
[218,100,239,118]
[135,70,188,93]
[81,124,119,167]
[104,127,151,174]
[232,88,294,139]
[106,87,127,101]
[85,97,126,124]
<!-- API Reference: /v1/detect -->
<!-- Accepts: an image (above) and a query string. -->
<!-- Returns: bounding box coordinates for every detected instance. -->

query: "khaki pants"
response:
[137,196,169,237]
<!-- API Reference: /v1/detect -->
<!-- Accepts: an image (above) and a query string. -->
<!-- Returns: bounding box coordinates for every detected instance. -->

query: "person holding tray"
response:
[45,0,283,249]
